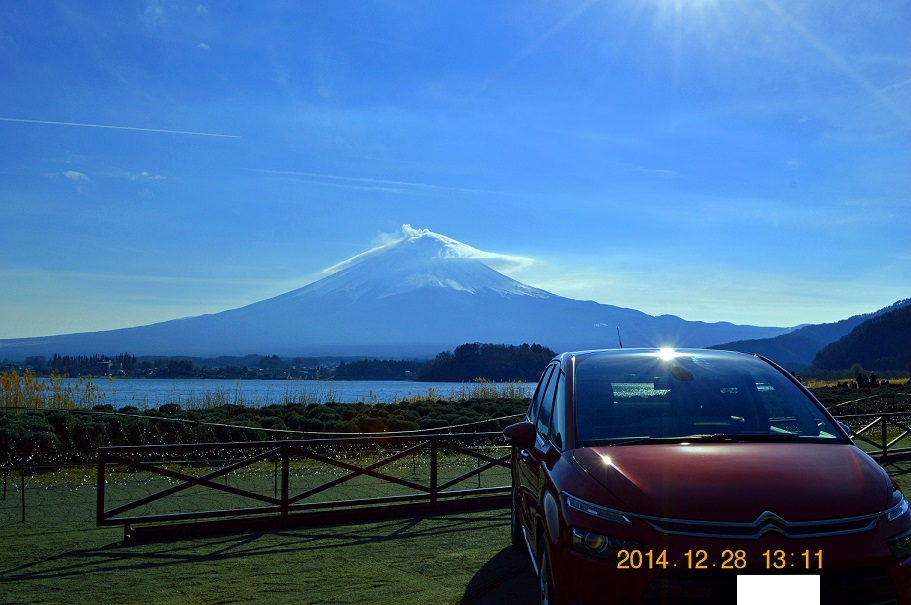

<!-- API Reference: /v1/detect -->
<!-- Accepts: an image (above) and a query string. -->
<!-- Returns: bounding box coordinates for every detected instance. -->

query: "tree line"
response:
[8,342,557,383]
[416,343,555,382]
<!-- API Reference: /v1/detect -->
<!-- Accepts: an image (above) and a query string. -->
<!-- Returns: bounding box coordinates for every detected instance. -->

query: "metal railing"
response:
[96,432,511,539]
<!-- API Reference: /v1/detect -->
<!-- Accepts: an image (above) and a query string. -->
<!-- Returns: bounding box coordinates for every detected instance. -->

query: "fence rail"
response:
[95,432,511,539]
[4,413,906,539]
[838,412,911,461]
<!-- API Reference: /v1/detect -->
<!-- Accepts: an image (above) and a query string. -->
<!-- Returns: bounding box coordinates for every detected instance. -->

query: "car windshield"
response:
[573,350,846,446]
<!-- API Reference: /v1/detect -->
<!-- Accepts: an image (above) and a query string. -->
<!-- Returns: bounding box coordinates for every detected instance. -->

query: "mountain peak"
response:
[0,223,794,357]
[293,224,550,300]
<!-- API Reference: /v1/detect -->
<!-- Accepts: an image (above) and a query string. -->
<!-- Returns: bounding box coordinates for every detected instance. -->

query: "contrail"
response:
[251,168,508,196]
[0,117,240,138]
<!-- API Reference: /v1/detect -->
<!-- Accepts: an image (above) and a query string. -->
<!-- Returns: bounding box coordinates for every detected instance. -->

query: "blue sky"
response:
[1,1,909,340]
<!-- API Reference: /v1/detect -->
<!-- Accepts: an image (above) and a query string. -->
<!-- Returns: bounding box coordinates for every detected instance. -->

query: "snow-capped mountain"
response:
[294,226,549,300]
[0,226,790,358]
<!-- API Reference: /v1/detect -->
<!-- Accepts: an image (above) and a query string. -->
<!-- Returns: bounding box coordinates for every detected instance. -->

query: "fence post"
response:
[882,416,889,460]
[281,444,289,517]
[430,438,438,508]
[20,467,26,523]
[97,451,107,525]
[477,438,481,489]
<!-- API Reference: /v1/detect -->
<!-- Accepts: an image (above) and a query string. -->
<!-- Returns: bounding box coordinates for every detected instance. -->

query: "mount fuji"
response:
[0,226,790,358]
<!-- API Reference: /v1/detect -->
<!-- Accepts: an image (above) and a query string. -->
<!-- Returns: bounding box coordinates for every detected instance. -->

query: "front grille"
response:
[640,509,880,539]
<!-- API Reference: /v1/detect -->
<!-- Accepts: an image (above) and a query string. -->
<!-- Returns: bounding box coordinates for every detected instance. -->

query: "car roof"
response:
[552,347,761,366]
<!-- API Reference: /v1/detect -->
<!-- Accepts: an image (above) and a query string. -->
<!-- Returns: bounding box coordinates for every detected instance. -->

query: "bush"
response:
[386,417,421,432]
[17,431,61,453]
[0,392,533,462]
[71,422,111,450]
[259,416,287,431]
[0,426,19,450]
[285,413,324,433]
[45,410,73,442]
[126,418,153,445]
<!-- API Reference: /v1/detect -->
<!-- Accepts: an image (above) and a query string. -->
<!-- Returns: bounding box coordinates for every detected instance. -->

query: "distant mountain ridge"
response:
[0,226,792,359]
[710,298,911,369]
[811,304,911,372]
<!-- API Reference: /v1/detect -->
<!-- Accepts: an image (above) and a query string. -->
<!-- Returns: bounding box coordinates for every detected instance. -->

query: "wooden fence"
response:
[95,432,511,540]
[3,413,907,540]
[837,412,911,461]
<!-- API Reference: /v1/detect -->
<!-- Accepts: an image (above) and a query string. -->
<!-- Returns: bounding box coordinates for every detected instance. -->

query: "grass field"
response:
[4,460,911,604]
[0,512,537,605]
[0,450,536,605]
[0,481,536,605]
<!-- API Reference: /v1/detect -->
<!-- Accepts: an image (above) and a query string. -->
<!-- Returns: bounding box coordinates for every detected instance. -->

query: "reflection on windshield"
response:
[574,351,843,445]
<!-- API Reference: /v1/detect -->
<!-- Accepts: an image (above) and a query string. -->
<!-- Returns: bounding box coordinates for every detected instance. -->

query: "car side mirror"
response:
[838,421,853,437]
[503,421,536,448]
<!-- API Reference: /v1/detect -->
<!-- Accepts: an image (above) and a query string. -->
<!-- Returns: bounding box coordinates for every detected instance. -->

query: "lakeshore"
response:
[57,377,536,409]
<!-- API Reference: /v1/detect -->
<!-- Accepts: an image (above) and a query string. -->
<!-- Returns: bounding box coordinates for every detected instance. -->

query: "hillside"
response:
[710,299,911,369]
[811,305,911,372]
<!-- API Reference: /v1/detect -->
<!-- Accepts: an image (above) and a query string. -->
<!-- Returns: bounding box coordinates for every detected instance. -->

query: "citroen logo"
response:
[754,511,789,536]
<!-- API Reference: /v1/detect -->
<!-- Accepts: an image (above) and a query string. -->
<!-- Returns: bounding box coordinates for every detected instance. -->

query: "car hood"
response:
[572,443,892,522]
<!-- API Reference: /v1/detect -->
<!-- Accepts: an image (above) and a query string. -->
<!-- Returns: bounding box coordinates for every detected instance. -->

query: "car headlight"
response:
[571,528,641,559]
[888,527,911,559]
[565,493,632,525]
[887,491,909,522]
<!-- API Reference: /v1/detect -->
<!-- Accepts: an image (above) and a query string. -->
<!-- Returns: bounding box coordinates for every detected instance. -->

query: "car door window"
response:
[536,365,559,441]
[549,370,566,449]
[528,365,554,424]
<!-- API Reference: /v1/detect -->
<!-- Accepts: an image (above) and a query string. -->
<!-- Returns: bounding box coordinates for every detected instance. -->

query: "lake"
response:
[66,377,536,409]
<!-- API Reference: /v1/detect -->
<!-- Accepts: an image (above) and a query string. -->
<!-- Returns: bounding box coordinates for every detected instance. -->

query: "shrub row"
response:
[6,383,908,465]
[0,397,530,463]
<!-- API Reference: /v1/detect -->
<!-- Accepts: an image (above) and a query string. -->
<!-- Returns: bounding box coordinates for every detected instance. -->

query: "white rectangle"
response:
[737,575,820,605]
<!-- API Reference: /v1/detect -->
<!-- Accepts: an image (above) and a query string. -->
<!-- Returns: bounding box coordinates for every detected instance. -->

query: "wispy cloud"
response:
[633,166,680,179]
[251,169,508,196]
[524,259,903,327]
[0,117,240,138]
[323,224,537,276]
[0,267,289,289]
[129,171,166,181]
[63,170,89,182]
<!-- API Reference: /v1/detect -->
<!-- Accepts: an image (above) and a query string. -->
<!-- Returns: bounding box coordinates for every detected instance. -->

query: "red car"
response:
[505,348,911,605]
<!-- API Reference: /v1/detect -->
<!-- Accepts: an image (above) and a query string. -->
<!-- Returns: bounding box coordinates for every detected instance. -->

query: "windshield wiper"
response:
[594,433,799,446]
[708,433,799,442]
[599,435,709,446]
[663,433,799,443]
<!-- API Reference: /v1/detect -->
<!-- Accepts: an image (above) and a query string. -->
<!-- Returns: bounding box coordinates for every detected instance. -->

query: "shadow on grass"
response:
[0,512,512,583]
[460,545,537,605]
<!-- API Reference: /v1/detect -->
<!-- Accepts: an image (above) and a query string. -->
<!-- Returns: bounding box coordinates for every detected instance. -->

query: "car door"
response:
[515,364,555,533]
[524,363,561,549]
